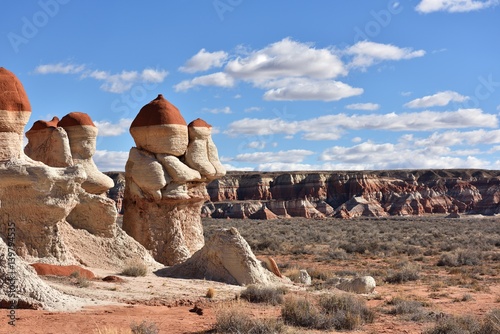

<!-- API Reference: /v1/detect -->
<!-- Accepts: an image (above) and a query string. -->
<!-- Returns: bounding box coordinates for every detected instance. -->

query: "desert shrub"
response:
[326,248,350,260]
[385,264,420,284]
[76,276,92,288]
[130,321,159,334]
[240,285,288,305]
[281,294,374,331]
[215,308,284,333]
[318,293,375,330]
[306,267,332,281]
[281,296,324,329]
[386,297,429,321]
[206,287,216,299]
[423,315,482,334]
[437,250,482,267]
[481,309,500,333]
[120,260,148,277]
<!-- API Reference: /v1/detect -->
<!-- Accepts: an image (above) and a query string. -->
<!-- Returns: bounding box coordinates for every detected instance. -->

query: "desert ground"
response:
[2,215,500,334]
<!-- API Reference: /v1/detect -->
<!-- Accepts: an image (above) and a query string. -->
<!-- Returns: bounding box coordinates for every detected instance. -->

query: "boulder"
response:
[337,276,376,294]
[129,94,188,156]
[298,269,312,285]
[286,199,325,219]
[156,228,288,285]
[0,67,32,161]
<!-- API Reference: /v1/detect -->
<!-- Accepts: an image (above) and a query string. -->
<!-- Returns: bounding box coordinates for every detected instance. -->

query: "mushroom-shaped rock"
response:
[185,118,226,180]
[59,112,114,194]
[0,67,32,160]
[130,94,188,156]
[25,116,74,167]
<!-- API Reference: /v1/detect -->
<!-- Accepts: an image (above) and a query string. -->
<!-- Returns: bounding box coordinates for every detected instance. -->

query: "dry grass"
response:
[120,260,148,277]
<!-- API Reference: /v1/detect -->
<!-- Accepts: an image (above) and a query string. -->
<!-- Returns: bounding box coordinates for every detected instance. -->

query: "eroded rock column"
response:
[123,94,225,265]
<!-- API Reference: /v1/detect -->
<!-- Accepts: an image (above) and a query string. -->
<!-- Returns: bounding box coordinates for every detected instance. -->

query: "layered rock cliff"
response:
[106,169,500,219]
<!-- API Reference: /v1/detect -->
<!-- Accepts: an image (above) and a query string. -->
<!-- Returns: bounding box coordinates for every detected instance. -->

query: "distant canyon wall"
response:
[106,169,500,219]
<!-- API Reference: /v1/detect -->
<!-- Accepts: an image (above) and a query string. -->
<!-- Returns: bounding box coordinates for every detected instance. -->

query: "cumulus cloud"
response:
[411,129,500,146]
[319,140,490,169]
[175,38,423,101]
[346,103,380,111]
[179,48,228,73]
[225,109,497,139]
[202,106,232,114]
[415,0,499,13]
[246,141,266,149]
[244,106,262,112]
[263,77,363,101]
[34,62,168,94]
[225,38,347,82]
[34,63,85,74]
[94,118,132,136]
[174,72,234,91]
[346,41,425,69]
[404,90,469,108]
[93,150,129,171]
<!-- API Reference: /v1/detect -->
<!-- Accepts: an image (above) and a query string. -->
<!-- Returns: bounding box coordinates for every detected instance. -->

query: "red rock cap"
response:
[131,94,186,128]
[28,116,60,131]
[58,112,96,127]
[188,118,212,128]
[0,67,31,112]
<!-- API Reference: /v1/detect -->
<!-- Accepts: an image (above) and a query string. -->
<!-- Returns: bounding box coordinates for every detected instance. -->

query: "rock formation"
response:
[201,170,500,219]
[0,67,31,161]
[156,228,288,285]
[337,276,376,294]
[1,67,159,271]
[122,94,226,265]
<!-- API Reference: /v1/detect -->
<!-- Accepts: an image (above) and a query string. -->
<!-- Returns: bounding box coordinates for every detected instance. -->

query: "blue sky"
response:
[2,0,500,171]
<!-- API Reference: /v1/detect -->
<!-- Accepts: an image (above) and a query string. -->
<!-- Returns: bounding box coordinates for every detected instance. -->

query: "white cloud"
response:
[175,38,425,101]
[401,91,412,96]
[179,48,228,73]
[222,164,254,171]
[86,68,168,93]
[202,106,232,114]
[346,41,425,70]
[255,162,318,171]
[35,63,168,94]
[94,118,132,136]
[93,150,129,171]
[244,106,262,112]
[352,137,362,143]
[320,140,490,169]
[411,129,500,146]
[262,78,363,102]
[34,63,85,74]
[247,141,266,149]
[225,109,497,138]
[234,94,242,99]
[404,90,469,108]
[232,149,314,163]
[225,38,347,82]
[416,0,499,13]
[174,72,234,92]
[346,103,380,111]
